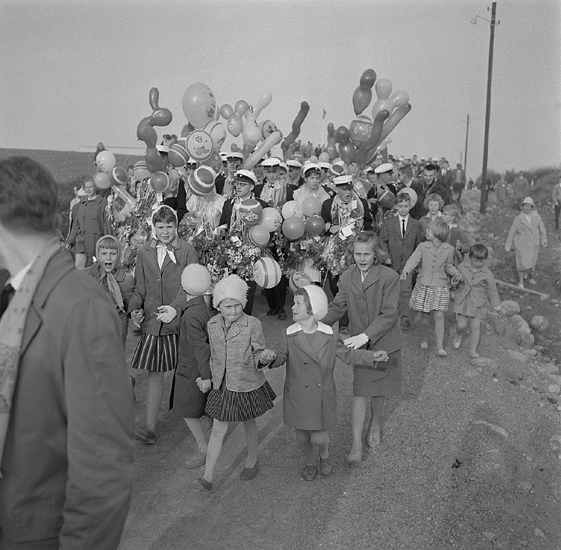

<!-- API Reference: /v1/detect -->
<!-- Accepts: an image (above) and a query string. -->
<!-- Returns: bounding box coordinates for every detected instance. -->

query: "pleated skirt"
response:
[205,378,276,423]
[131,333,178,372]
[409,283,450,313]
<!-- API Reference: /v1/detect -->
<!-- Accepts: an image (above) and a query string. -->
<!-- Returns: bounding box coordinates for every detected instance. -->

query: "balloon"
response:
[136,116,152,140]
[301,196,322,217]
[248,225,270,247]
[339,142,357,164]
[181,122,195,136]
[133,161,150,181]
[204,120,227,151]
[281,101,310,149]
[305,216,325,236]
[318,152,330,163]
[145,147,166,173]
[242,123,262,147]
[231,143,240,152]
[389,90,409,109]
[399,186,418,208]
[260,120,278,140]
[326,123,337,160]
[149,87,159,111]
[184,129,213,162]
[253,257,282,289]
[227,114,243,137]
[220,104,234,119]
[139,126,158,148]
[356,109,390,169]
[353,69,377,116]
[181,82,217,129]
[168,143,189,167]
[349,115,373,147]
[149,171,170,193]
[242,131,282,170]
[234,100,248,117]
[379,103,412,143]
[93,171,112,190]
[249,91,272,121]
[110,167,128,186]
[360,68,377,89]
[201,151,222,173]
[238,198,263,226]
[371,98,394,119]
[281,200,301,219]
[95,151,116,173]
[282,216,306,240]
[259,207,283,232]
[335,126,350,144]
[375,78,393,100]
[148,87,172,127]
[289,271,313,293]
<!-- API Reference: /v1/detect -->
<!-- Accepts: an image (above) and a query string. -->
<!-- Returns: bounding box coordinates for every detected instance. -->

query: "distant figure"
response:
[512,171,530,210]
[93,141,105,164]
[496,176,508,204]
[453,163,466,198]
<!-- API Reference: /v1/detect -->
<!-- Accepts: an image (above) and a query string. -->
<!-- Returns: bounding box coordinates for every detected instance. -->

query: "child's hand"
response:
[344,333,369,349]
[196,378,212,393]
[259,349,276,364]
[156,305,177,323]
[399,272,408,281]
[372,350,389,362]
[451,273,463,285]
[505,246,511,252]
[131,309,144,325]
[383,258,392,266]
[329,225,340,235]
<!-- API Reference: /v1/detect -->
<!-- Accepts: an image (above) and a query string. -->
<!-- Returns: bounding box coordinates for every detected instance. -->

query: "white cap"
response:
[329,161,345,177]
[303,163,321,177]
[261,157,281,168]
[226,152,244,161]
[374,162,394,174]
[287,159,302,169]
[318,162,331,170]
[235,169,258,185]
[278,162,288,172]
[333,175,354,186]
[521,196,534,206]
[156,145,171,154]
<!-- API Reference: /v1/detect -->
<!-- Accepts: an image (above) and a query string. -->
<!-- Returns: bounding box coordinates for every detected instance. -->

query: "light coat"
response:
[0,249,134,549]
[505,211,547,271]
[207,313,267,392]
[269,322,376,430]
[403,241,459,287]
[454,258,501,310]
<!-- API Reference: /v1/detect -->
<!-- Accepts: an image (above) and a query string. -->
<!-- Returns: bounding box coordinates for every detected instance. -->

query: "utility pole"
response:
[479,2,497,214]
[464,114,469,180]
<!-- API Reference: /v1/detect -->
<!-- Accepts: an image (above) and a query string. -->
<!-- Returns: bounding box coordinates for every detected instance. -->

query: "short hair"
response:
[294,287,313,315]
[152,205,178,226]
[396,192,412,204]
[469,243,489,260]
[353,231,387,265]
[0,156,58,234]
[97,236,119,250]
[428,219,450,242]
[424,163,438,172]
[423,193,445,210]
[442,204,460,222]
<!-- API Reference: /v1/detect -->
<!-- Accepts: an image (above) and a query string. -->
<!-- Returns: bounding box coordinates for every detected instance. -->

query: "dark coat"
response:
[410,179,450,218]
[270,322,375,430]
[320,196,372,231]
[0,248,134,549]
[218,196,268,230]
[379,215,423,272]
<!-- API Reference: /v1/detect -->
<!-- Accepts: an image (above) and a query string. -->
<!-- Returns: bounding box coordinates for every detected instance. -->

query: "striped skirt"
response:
[205,378,276,423]
[131,333,178,372]
[409,283,450,313]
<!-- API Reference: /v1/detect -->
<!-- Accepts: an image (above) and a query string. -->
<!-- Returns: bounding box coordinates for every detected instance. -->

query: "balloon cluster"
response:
[330,69,411,169]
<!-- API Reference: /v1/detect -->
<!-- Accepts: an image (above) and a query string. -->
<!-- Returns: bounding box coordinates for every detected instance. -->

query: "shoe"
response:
[346,449,362,463]
[365,425,381,449]
[193,477,212,493]
[438,349,448,357]
[420,342,429,350]
[301,464,317,481]
[277,308,287,320]
[240,459,259,481]
[401,317,410,329]
[200,414,213,431]
[266,308,278,316]
[185,450,207,469]
[453,334,462,349]
[528,278,536,285]
[319,456,334,476]
[517,283,525,289]
[135,426,156,445]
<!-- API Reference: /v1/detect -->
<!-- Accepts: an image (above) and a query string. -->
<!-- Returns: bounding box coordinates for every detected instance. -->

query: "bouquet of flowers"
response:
[321,233,356,275]
[274,233,328,275]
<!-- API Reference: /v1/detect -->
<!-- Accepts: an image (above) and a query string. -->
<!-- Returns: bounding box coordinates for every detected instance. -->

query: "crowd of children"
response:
[73,152,554,494]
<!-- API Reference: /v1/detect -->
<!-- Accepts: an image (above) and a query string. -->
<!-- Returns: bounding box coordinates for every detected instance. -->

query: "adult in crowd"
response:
[552,174,561,232]
[411,163,450,219]
[438,159,454,192]
[93,141,105,164]
[287,159,304,190]
[215,151,243,199]
[453,163,466,198]
[512,171,530,210]
[288,163,332,205]
[66,179,111,268]
[0,156,134,549]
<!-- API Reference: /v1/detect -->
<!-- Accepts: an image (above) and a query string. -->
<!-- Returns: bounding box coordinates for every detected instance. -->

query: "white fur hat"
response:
[181,264,211,296]
[212,274,248,309]
[302,284,328,321]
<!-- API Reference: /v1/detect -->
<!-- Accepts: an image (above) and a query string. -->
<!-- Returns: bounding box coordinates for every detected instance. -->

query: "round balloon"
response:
[227,114,243,137]
[248,225,270,247]
[238,198,263,226]
[242,124,262,147]
[204,120,227,151]
[184,129,213,162]
[282,216,305,240]
[168,143,190,167]
[95,151,116,173]
[181,82,217,129]
[253,257,282,289]
[301,196,322,217]
[150,172,171,194]
[305,216,326,236]
[318,152,330,163]
[201,151,222,173]
[133,160,150,181]
[260,120,278,140]
[220,104,233,119]
[281,200,301,220]
[260,207,283,232]
[289,271,312,293]
[93,171,112,190]
[110,167,128,186]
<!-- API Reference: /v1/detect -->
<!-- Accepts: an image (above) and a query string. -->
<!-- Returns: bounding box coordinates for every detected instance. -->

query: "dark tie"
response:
[0,283,15,318]
[402,218,406,238]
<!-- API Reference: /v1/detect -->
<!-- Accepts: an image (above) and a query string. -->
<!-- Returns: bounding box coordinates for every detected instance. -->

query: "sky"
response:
[0,0,559,178]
